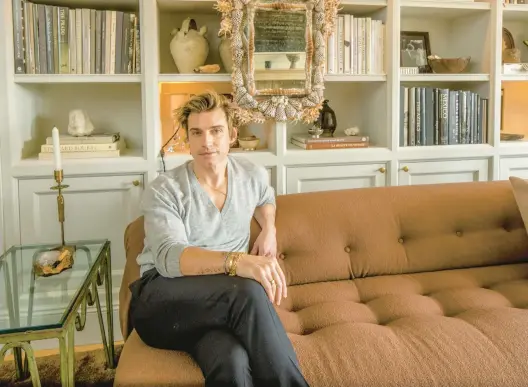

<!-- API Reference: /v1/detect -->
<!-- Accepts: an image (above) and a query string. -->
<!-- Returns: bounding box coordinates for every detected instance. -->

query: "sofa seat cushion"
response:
[114,263,528,387]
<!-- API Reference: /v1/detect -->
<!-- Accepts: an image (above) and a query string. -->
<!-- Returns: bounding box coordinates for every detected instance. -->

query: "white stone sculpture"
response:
[67,109,95,137]
[170,18,209,74]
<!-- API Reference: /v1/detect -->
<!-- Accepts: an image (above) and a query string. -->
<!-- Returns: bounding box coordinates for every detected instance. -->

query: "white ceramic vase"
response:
[219,35,233,73]
[169,18,209,73]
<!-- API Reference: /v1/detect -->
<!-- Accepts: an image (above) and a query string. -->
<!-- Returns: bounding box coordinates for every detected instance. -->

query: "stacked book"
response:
[38,133,124,160]
[291,134,370,150]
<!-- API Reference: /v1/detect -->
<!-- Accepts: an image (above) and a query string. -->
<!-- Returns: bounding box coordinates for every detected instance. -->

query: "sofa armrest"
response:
[119,216,144,341]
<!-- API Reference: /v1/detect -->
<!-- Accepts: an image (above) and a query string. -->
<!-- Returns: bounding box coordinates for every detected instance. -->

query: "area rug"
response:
[0,344,122,387]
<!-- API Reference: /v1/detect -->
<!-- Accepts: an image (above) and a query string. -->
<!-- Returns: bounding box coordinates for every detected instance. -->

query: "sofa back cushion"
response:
[269,180,528,286]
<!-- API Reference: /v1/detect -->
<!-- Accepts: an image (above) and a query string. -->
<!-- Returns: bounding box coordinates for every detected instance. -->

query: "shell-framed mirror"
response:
[215,0,339,123]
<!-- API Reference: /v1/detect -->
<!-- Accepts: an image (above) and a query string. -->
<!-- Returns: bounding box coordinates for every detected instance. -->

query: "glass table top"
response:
[0,240,108,335]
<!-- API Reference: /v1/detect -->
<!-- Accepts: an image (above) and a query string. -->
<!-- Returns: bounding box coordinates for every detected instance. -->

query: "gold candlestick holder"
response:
[34,169,76,277]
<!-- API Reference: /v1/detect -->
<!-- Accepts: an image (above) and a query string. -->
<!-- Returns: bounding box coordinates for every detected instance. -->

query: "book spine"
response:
[58,6,69,74]
[439,89,449,145]
[408,87,415,146]
[45,5,54,73]
[12,0,25,73]
[52,6,59,73]
[37,4,47,74]
[415,87,421,146]
[68,8,76,74]
[41,143,120,152]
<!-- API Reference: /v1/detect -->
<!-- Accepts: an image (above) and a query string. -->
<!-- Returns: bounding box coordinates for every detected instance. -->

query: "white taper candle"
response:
[51,127,62,171]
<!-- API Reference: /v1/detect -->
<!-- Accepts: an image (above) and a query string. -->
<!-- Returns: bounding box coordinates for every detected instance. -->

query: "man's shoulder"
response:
[147,161,192,194]
[229,155,267,180]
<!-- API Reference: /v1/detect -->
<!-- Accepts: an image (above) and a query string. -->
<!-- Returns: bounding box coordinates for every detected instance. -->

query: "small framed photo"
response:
[400,31,431,73]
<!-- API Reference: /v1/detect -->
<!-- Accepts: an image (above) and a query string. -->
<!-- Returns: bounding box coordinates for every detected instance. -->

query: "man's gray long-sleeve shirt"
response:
[136,155,276,278]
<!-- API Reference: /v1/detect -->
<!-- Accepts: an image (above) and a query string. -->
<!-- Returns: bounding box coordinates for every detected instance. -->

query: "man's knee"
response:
[234,277,268,304]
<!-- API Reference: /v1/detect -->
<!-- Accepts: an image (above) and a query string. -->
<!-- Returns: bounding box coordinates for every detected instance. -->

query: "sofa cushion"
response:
[114,262,528,387]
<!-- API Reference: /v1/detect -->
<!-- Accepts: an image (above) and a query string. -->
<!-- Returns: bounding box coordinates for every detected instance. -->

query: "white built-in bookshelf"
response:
[2,0,528,346]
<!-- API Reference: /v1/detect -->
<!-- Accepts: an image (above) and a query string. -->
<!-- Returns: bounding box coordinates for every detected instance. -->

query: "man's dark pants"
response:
[129,268,310,387]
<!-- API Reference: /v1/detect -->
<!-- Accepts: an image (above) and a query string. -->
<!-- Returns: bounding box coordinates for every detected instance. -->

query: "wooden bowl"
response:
[428,56,471,73]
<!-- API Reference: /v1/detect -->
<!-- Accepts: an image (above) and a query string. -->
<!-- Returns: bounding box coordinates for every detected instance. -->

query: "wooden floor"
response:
[3,341,124,360]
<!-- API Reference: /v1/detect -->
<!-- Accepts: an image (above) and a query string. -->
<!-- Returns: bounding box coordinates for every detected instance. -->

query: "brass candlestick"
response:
[34,169,76,277]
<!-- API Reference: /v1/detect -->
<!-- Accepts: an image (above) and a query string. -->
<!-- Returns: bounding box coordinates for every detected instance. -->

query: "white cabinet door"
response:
[398,159,490,186]
[18,174,144,274]
[499,157,528,180]
[286,163,387,194]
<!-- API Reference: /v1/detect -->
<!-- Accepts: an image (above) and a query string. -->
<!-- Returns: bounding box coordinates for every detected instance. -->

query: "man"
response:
[129,91,309,387]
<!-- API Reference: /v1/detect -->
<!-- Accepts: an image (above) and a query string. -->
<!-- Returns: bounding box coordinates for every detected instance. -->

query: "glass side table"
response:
[0,240,115,387]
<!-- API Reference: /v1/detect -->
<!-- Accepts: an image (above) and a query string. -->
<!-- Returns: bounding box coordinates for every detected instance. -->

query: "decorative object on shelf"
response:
[502,27,520,64]
[315,99,337,137]
[194,64,221,73]
[170,18,209,74]
[67,109,95,136]
[219,34,233,73]
[400,67,419,75]
[308,124,324,138]
[427,55,471,74]
[237,135,260,150]
[286,54,301,69]
[400,31,431,74]
[214,0,340,124]
[503,49,521,64]
[344,126,360,136]
[501,133,524,141]
[34,128,76,277]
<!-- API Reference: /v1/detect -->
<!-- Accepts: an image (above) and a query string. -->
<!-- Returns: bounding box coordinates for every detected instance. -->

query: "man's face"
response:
[187,107,236,168]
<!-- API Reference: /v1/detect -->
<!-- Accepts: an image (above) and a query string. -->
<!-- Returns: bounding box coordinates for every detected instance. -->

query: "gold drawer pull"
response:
[402,166,409,172]
[378,167,386,173]
[132,180,140,186]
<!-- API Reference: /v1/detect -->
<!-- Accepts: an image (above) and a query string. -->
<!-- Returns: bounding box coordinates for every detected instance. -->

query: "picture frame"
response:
[400,31,432,73]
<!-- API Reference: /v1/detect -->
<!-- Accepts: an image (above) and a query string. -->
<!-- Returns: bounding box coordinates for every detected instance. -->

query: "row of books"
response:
[400,86,488,147]
[327,15,385,75]
[13,0,141,75]
[38,133,124,160]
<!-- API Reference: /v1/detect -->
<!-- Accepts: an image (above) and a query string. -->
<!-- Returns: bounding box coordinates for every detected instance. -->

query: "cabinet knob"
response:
[402,166,409,172]
[378,167,386,173]
[132,180,141,186]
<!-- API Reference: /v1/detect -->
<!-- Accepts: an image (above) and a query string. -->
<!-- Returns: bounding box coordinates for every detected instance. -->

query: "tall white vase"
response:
[170,18,209,73]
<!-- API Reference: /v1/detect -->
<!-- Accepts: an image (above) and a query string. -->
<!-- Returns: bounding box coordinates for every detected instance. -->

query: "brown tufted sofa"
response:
[114,180,528,387]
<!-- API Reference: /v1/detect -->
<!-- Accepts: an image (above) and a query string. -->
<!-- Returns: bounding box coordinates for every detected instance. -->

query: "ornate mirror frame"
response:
[215,0,340,124]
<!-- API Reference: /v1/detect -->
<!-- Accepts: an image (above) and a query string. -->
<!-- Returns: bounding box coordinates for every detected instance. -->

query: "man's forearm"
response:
[179,247,230,276]
[254,203,276,232]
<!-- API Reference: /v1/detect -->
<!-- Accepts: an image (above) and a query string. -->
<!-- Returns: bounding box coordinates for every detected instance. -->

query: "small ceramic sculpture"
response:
[170,18,209,74]
[68,109,94,137]
[344,126,360,136]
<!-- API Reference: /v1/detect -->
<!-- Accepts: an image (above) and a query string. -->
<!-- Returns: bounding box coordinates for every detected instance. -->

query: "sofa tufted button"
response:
[398,237,404,244]
[456,231,462,237]
[279,253,286,260]
[344,246,351,253]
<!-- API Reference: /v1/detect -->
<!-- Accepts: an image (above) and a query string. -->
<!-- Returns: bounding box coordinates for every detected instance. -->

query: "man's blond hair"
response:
[173,90,236,137]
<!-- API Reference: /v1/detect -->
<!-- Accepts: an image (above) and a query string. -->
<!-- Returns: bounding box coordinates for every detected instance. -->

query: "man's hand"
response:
[236,253,287,305]
[251,227,277,258]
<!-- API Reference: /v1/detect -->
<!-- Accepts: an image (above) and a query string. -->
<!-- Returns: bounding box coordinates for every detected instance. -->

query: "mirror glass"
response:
[252,8,308,94]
